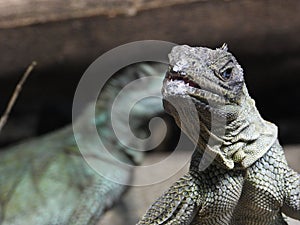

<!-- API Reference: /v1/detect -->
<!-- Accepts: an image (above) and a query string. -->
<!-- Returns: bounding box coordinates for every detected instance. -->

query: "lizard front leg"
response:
[137,151,245,225]
[137,172,201,225]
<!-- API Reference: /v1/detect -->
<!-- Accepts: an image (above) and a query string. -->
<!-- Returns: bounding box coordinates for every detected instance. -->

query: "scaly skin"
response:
[0,63,166,225]
[137,45,300,224]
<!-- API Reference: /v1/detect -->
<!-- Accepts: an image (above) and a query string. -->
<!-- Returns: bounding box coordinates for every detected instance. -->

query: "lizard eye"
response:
[220,68,233,81]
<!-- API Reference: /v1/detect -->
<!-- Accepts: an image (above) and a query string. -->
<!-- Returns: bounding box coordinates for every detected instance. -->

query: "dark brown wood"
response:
[0,0,299,77]
[0,0,199,28]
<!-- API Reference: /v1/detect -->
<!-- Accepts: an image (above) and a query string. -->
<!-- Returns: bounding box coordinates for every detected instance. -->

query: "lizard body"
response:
[0,63,166,225]
[137,45,300,224]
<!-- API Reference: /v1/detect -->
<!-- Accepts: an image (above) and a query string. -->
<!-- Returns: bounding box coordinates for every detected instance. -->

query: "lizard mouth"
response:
[164,70,229,105]
[165,71,201,89]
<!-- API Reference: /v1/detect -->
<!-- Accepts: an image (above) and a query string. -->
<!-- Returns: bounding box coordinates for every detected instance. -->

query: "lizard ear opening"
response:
[219,43,228,51]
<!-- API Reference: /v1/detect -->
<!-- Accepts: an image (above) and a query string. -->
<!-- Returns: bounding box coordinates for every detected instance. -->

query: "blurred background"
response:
[0,0,299,224]
[0,0,299,146]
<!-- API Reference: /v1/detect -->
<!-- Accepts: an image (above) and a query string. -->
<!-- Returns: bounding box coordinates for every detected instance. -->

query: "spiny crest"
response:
[218,43,228,51]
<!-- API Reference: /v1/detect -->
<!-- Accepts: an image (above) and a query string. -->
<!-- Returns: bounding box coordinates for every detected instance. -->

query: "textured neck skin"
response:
[213,86,278,169]
[162,45,277,169]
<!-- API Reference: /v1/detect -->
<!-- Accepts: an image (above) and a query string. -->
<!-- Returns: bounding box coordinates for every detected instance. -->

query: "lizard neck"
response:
[98,68,165,165]
[75,63,165,165]
[196,85,278,169]
[72,92,144,166]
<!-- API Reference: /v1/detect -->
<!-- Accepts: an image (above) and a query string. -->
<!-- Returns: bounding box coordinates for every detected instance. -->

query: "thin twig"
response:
[0,61,37,132]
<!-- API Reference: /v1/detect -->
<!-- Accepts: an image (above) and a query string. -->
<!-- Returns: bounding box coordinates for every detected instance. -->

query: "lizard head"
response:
[162,44,245,123]
[162,45,277,170]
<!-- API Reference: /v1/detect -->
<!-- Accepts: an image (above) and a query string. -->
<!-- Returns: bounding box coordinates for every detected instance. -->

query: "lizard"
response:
[0,62,167,225]
[137,44,300,224]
